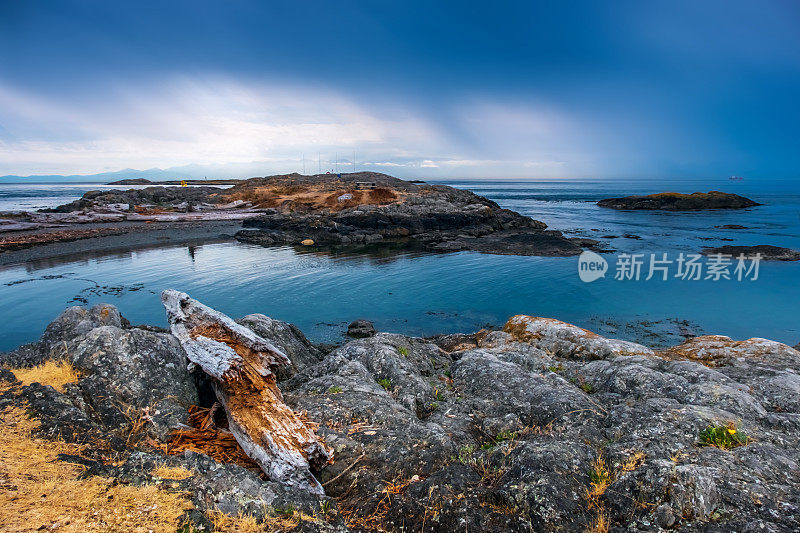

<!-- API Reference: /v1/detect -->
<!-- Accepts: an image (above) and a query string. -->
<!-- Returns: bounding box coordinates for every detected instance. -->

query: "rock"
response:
[233,172,581,257]
[161,289,332,494]
[598,191,760,210]
[715,224,749,229]
[503,315,654,359]
[662,334,800,369]
[701,244,800,261]
[67,325,198,440]
[347,319,376,338]
[237,314,324,377]
[114,451,345,531]
[45,185,224,213]
[7,299,800,531]
[0,303,127,368]
[20,382,100,444]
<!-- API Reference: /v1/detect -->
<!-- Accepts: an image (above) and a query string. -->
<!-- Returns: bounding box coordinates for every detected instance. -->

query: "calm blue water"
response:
[1,178,798,351]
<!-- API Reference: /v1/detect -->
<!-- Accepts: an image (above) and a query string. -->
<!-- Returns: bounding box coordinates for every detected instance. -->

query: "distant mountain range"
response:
[0,162,290,183]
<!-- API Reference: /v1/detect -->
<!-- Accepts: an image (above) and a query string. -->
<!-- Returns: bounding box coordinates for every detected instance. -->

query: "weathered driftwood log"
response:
[161,289,332,494]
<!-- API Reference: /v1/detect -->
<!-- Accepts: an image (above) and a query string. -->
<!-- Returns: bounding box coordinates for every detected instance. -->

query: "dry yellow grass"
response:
[0,403,193,532]
[586,456,611,504]
[585,512,610,533]
[208,508,319,532]
[152,464,194,480]
[620,450,646,473]
[10,359,79,392]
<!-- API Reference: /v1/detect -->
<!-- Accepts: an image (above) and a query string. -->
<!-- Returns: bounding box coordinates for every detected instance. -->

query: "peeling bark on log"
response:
[161,289,332,494]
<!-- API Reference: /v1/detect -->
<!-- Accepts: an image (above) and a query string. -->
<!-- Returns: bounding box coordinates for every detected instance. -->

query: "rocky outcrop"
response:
[598,191,760,210]
[236,175,582,256]
[43,186,224,213]
[0,303,128,368]
[701,244,800,260]
[4,298,800,531]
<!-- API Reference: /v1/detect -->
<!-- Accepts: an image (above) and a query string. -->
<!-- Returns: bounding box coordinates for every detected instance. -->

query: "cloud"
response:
[0,76,626,178]
[0,77,447,175]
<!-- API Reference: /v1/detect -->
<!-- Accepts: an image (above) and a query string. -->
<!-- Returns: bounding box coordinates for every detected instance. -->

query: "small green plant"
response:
[481,442,496,451]
[457,444,477,465]
[433,388,446,401]
[273,504,296,518]
[699,422,748,449]
[443,365,452,378]
[398,346,409,357]
[428,401,438,411]
[547,364,565,373]
[319,499,332,515]
[377,378,392,391]
[588,461,612,486]
[580,382,595,394]
[495,430,519,442]
[327,385,343,394]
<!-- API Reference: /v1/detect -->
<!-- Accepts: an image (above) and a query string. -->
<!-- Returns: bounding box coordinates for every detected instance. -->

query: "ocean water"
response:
[0,178,798,352]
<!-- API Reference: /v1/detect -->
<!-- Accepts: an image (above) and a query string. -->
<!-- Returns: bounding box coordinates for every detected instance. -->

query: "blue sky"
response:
[1,0,799,179]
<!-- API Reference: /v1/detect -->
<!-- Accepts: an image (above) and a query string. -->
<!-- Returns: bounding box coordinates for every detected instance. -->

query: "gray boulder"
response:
[238,313,323,377]
[67,325,197,440]
[1,303,126,367]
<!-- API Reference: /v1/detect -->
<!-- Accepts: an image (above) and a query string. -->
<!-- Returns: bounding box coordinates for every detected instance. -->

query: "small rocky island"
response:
[702,244,800,261]
[231,173,584,255]
[597,191,760,210]
[2,293,799,531]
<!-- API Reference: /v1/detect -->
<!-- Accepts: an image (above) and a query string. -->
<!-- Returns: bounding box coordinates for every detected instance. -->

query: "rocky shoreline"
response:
[2,294,799,531]
[0,172,593,260]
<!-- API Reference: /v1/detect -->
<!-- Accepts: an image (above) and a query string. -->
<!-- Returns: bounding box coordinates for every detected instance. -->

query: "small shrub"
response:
[327,385,343,394]
[377,378,392,391]
[699,422,748,449]
[398,346,409,357]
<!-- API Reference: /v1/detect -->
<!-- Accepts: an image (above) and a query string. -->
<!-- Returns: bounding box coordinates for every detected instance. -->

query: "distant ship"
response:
[729,175,744,181]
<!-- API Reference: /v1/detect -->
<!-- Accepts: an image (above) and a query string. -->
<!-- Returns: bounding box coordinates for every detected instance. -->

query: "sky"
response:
[1,0,799,179]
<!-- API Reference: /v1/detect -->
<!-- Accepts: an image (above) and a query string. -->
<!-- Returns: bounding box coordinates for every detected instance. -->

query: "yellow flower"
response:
[728,428,737,435]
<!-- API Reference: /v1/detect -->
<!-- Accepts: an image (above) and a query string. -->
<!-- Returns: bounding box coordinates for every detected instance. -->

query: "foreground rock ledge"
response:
[161,289,332,494]
[3,298,800,531]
